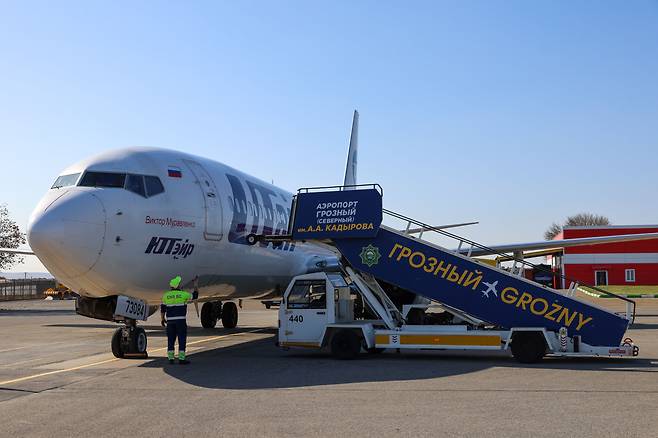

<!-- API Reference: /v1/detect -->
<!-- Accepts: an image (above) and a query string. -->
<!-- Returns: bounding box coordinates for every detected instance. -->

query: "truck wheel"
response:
[201,302,217,328]
[331,330,361,360]
[111,328,124,358]
[511,332,546,363]
[222,302,238,329]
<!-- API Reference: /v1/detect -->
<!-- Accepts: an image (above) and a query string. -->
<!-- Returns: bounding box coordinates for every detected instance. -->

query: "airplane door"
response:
[184,160,223,241]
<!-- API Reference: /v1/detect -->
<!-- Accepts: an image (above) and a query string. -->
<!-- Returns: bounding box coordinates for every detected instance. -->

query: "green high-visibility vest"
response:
[162,289,193,305]
[162,289,193,321]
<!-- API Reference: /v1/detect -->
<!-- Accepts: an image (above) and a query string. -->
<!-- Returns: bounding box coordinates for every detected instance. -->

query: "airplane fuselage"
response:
[28,148,333,304]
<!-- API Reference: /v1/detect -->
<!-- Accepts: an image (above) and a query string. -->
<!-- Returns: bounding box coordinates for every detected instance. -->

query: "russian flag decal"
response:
[168,167,182,178]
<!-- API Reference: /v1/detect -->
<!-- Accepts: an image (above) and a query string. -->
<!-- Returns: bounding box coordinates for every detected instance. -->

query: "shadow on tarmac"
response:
[140,332,658,390]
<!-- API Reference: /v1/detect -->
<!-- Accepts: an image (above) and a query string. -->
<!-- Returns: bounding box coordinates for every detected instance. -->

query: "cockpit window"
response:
[145,176,165,197]
[51,173,81,189]
[79,172,126,188]
[126,174,146,197]
[77,171,165,198]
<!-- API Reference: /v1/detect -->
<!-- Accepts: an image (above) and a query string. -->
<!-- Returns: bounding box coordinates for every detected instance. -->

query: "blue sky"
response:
[2,1,658,272]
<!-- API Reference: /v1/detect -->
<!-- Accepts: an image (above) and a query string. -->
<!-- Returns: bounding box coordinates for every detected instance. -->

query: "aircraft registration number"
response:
[115,296,149,321]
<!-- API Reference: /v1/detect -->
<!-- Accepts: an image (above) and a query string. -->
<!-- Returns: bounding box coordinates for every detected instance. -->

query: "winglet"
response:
[343,110,359,188]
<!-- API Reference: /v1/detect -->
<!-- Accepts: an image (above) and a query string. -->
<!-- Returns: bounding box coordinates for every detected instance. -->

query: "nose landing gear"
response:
[111,319,148,358]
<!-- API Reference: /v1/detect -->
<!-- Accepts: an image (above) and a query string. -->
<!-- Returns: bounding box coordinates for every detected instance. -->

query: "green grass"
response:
[580,285,658,297]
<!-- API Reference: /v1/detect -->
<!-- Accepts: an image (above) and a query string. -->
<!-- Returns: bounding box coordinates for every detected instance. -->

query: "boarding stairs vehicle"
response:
[253,185,640,363]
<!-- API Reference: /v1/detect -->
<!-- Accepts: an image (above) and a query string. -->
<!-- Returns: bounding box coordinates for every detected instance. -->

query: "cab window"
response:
[286,280,326,309]
[79,172,126,188]
[51,173,80,189]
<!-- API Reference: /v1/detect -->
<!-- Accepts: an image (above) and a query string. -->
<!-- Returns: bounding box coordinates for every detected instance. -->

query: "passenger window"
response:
[287,280,326,309]
[126,174,146,197]
[79,172,126,188]
[144,175,165,197]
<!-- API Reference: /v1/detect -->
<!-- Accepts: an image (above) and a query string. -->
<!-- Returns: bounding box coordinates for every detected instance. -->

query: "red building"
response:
[551,225,658,288]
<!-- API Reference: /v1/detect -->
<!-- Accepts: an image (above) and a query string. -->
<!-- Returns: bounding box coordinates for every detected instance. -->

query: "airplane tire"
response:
[129,327,148,355]
[201,302,217,328]
[111,328,124,358]
[246,234,257,245]
[221,302,238,329]
[511,332,546,364]
[331,330,361,360]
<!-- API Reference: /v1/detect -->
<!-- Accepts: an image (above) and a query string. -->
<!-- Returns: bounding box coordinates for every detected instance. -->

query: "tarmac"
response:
[0,296,657,438]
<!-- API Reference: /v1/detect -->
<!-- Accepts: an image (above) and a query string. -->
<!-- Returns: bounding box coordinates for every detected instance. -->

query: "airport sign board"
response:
[292,188,383,240]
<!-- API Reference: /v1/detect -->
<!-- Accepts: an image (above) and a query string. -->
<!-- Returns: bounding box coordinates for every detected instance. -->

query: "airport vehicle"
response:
[43,282,76,299]
[261,186,639,362]
[2,111,657,359]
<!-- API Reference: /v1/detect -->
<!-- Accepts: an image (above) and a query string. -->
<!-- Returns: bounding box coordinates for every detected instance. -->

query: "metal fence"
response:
[0,279,56,301]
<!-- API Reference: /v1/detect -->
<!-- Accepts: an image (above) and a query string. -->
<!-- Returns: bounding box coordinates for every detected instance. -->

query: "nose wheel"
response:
[111,320,148,358]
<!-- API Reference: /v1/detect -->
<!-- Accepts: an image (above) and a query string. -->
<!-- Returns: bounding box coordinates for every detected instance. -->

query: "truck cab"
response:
[278,272,362,349]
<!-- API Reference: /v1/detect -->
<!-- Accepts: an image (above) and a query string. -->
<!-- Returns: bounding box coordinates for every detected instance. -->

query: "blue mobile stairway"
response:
[262,185,635,350]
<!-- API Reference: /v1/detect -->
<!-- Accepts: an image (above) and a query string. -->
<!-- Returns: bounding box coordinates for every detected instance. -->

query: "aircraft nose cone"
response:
[28,191,107,279]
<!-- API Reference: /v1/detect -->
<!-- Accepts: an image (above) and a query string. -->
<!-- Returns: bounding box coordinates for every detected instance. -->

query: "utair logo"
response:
[145,237,195,259]
[359,244,381,267]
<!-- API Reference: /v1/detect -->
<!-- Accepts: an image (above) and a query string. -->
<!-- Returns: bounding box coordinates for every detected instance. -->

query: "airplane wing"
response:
[0,248,35,255]
[458,232,658,257]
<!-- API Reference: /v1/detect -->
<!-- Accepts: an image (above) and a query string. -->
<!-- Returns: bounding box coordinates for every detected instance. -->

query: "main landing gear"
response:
[111,319,148,358]
[200,301,239,329]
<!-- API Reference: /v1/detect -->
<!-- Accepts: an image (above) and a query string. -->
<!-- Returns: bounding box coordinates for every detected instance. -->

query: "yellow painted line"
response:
[0,329,265,386]
[374,334,389,344]
[399,334,501,346]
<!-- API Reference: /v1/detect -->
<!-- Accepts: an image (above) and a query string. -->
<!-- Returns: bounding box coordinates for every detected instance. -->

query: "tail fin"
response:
[343,110,359,188]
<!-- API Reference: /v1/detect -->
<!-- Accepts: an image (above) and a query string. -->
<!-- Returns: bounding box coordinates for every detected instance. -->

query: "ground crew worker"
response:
[161,275,198,365]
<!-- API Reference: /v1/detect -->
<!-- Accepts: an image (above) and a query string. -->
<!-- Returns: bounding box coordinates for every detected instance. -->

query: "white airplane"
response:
[4,110,658,358]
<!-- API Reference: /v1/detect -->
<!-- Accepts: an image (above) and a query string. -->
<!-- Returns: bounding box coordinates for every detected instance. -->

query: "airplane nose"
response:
[28,191,107,279]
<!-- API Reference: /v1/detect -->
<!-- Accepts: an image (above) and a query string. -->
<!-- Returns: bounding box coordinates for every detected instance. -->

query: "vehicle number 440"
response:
[289,315,304,323]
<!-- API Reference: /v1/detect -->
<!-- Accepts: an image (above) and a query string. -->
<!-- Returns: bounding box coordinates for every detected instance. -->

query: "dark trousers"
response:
[166,320,187,352]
